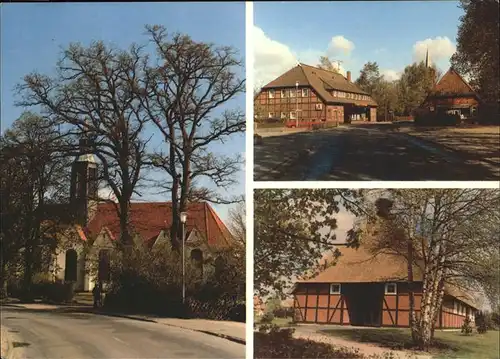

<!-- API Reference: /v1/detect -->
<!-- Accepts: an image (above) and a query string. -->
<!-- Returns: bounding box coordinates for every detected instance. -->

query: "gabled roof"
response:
[261,63,378,107]
[430,67,478,98]
[296,243,478,309]
[84,201,232,250]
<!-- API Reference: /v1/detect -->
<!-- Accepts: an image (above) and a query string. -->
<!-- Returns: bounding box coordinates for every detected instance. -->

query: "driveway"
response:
[254,123,499,181]
[1,305,244,358]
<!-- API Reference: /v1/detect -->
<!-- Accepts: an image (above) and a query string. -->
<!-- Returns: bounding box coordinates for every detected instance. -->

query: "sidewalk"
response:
[2,302,246,344]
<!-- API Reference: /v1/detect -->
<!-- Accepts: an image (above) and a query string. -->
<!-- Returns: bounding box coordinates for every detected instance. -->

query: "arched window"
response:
[64,249,78,282]
[98,249,111,282]
[190,249,203,279]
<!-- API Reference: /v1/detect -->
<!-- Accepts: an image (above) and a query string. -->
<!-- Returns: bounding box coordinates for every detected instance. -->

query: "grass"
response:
[255,316,294,327]
[322,327,500,359]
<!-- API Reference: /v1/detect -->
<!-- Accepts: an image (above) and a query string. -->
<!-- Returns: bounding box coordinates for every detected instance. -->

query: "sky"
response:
[254,1,464,88]
[1,2,245,223]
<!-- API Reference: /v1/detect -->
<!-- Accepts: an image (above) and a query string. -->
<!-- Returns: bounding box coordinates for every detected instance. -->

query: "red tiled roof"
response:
[84,201,232,249]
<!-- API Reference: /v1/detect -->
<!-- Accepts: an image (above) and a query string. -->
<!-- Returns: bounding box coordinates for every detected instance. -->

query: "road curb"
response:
[90,310,246,345]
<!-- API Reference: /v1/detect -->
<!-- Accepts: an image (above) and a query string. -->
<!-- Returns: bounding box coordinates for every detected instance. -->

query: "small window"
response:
[385,283,397,295]
[302,88,309,97]
[333,91,337,97]
[330,283,341,294]
[268,112,274,118]
[280,112,287,119]
[290,111,297,120]
[346,93,350,99]
[290,89,296,98]
[268,90,275,99]
[281,89,287,98]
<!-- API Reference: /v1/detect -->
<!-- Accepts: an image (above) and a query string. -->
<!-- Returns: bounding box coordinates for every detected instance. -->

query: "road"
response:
[254,124,499,181]
[1,306,244,358]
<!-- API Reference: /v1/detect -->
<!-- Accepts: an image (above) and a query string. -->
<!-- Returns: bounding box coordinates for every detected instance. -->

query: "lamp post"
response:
[180,211,188,305]
[295,81,299,128]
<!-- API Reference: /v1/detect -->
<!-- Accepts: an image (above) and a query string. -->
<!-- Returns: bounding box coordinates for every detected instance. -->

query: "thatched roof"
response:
[297,243,478,309]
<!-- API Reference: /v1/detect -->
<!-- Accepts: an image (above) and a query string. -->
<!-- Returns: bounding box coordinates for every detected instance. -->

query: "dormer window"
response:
[330,283,341,294]
[268,90,275,99]
[385,283,397,295]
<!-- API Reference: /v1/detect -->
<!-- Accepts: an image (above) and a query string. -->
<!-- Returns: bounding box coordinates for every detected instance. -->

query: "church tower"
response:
[425,48,437,87]
[70,123,98,226]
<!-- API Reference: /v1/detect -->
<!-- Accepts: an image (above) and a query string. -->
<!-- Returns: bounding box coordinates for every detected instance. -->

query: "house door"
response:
[344,283,384,326]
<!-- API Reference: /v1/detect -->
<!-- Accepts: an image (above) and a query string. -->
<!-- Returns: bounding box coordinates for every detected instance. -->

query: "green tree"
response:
[0,112,72,296]
[396,62,436,115]
[356,61,382,96]
[451,0,499,121]
[254,189,364,297]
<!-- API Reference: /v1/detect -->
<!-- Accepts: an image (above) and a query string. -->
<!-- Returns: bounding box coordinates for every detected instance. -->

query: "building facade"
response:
[255,64,378,126]
[292,245,478,328]
[43,135,234,292]
[421,67,480,120]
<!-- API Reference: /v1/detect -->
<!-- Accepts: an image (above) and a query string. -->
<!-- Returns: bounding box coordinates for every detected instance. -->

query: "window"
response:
[268,90,275,99]
[281,89,287,98]
[385,283,397,295]
[330,283,341,294]
[268,112,274,118]
[346,93,351,99]
[333,91,337,97]
[290,89,296,98]
[454,301,458,314]
[290,111,297,120]
[302,88,309,97]
[281,112,287,119]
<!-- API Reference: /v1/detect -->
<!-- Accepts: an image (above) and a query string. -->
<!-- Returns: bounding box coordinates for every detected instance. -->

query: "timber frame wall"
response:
[293,282,476,328]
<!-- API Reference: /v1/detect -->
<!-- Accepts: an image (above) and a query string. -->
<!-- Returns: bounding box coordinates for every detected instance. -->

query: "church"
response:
[42,135,234,292]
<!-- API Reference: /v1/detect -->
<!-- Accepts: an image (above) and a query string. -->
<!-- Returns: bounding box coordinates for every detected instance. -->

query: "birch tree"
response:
[369,189,500,350]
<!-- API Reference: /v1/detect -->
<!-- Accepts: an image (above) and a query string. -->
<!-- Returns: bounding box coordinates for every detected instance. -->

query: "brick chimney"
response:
[346,71,351,82]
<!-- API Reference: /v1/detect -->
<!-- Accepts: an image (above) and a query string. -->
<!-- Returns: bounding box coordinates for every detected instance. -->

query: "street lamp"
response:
[180,212,188,305]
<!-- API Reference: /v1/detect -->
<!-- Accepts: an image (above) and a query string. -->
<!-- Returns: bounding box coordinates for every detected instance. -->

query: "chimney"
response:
[347,71,351,82]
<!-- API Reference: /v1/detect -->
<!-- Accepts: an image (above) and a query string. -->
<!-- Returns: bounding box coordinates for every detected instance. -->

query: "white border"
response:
[253,181,500,189]
[245,2,254,358]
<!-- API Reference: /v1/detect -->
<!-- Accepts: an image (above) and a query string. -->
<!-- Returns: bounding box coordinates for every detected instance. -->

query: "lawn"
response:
[321,327,500,359]
[255,317,294,327]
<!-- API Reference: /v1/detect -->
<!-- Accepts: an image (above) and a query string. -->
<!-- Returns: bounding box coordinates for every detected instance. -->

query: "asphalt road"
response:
[1,306,244,359]
[254,125,498,181]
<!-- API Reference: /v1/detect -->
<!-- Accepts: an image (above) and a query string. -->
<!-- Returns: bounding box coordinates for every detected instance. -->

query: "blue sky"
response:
[1,2,245,223]
[254,1,464,87]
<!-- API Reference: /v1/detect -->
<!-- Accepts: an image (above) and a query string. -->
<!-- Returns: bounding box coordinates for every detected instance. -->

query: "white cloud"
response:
[327,35,355,57]
[253,26,297,89]
[253,27,355,88]
[381,69,400,81]
[412,36,456,66]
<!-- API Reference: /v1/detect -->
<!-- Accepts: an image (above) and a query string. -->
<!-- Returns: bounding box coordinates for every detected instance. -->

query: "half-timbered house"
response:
[254,64,378,126]
[292,244,478,328]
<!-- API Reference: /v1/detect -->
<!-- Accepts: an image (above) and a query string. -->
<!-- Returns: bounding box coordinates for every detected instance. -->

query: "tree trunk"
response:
[407,237,419,344]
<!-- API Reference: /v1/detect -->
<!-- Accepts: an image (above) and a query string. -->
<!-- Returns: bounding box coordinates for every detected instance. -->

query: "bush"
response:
[261,311,275,323]
[414,112,460,127]
[475,311,489,334]
[461,316,474,335]
[255,325,362,358]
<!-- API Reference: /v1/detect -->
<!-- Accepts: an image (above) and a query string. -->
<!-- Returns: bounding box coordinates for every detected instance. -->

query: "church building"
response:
[42,133,234,292]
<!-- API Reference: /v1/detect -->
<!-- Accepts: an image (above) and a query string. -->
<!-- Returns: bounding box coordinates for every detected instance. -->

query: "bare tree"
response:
[17,41,150,246]
[228,199,245,246]
[139,25,245,248]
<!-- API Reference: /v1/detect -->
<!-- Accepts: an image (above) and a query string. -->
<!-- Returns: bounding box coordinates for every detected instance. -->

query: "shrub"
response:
[254,325,362,359]
[261,311,275,323]
[461,316,474,335]
[476,311,489,334]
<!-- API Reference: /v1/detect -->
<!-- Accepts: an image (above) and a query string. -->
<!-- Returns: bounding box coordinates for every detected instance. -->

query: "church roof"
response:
[84,201,233,250]
[261,63,378,107]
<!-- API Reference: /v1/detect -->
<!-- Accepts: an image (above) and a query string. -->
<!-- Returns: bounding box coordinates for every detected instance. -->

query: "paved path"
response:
[254,124,499,181]
[1,305,244,359]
